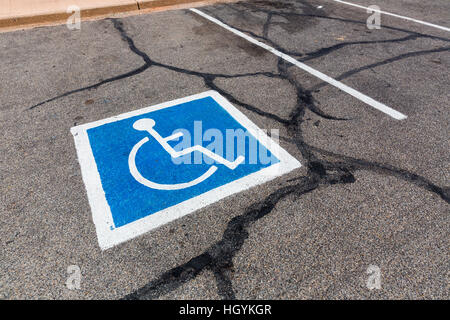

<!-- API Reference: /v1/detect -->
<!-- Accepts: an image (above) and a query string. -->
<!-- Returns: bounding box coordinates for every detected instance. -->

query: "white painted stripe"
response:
[190,8,407,120]
[330,0,450,32]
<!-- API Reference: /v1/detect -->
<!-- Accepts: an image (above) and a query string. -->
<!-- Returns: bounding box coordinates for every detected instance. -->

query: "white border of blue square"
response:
[71,91,301,250]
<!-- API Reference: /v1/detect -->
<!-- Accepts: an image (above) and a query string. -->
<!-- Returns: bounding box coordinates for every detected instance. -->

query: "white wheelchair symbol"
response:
[128,118,245,190]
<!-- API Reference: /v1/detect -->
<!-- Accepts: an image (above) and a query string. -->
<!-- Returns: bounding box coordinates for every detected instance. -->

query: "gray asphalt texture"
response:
[0,0,449,299]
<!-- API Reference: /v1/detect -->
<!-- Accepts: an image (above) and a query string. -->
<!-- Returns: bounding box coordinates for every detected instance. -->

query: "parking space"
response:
[0,0,448,299]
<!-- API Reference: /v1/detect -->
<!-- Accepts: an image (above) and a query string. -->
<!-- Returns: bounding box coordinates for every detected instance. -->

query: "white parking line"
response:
[330,0,450,32]
[190,8,407,120]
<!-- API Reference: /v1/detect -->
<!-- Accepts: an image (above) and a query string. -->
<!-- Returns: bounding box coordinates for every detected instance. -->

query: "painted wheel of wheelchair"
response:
[128,137,218,190]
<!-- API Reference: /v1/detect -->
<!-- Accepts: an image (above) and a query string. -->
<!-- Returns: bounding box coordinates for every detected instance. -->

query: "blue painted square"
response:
[86,96,279,228]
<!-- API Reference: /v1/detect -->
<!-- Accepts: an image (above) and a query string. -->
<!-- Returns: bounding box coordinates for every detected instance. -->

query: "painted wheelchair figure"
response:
[128,118,245,190]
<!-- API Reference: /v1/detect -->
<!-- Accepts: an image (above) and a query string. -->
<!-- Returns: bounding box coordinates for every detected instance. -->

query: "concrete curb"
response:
[0,0,233,32]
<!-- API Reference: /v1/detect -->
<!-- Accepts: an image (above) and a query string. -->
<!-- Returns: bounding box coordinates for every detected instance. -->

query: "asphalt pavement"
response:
[0,0,449,299]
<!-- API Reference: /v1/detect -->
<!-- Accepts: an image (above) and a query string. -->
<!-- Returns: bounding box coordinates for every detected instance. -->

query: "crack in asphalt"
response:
[26,1,449,111]
[309,45,450,91]
[237,0,450,43]
[121,1,448,300]
[22,0,449,299]
[208,0,450,59]
[122,59,448,301]
[118,3,450,299]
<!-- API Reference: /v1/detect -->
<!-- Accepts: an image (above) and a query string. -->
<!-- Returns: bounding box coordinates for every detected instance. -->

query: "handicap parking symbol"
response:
[71,91,300,249]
